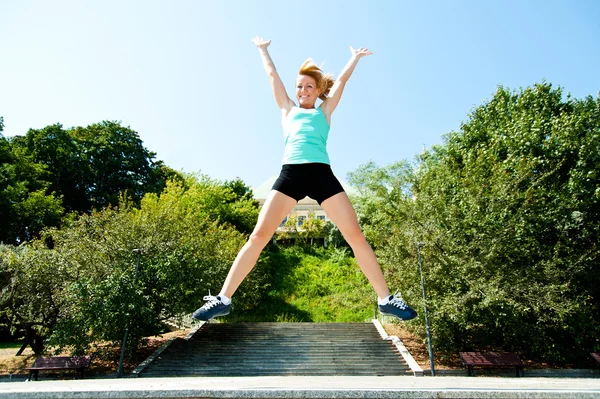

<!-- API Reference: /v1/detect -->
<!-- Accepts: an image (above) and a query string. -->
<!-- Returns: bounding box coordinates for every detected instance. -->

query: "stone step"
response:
[141,370,410,377]
[138,322,410,377]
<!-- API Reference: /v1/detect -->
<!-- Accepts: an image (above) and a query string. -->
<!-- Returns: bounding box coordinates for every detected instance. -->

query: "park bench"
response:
[25,356,92,381]
[460,351,524,377]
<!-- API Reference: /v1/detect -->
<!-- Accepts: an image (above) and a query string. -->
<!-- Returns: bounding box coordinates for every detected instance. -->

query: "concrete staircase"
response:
[136,322,411,377]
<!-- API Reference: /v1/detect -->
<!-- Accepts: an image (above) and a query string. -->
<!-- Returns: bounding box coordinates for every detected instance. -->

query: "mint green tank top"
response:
[282,107,331,165]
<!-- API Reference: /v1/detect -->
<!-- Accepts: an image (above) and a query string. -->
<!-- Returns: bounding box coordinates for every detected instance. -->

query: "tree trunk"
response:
[15,342,28,356]
[25,327,45,355]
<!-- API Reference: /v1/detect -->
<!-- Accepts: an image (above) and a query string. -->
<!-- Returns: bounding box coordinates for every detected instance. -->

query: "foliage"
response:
[9,121,176,214]
[194,177,260,235]
[0,176,262,356]
[277,212,329,245]
[322,221,348,249]
[348,160,414,251]
[0,244,65,354]
[350,83,600,364]
[1,120,182,245]
[0,125,64,245]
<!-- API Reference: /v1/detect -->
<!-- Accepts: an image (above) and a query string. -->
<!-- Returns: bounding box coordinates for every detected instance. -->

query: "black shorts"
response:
[271,163,345,205]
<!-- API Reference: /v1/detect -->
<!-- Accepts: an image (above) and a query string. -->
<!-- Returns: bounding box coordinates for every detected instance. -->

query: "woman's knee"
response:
[248,229,272,247]
[342,228,368,247]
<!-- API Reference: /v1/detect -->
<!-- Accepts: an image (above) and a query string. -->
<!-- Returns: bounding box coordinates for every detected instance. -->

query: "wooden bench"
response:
[25,356,92,381]
[460,351,524,376]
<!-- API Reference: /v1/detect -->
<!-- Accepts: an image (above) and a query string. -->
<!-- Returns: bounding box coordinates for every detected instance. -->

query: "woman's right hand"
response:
[251,36,271,48]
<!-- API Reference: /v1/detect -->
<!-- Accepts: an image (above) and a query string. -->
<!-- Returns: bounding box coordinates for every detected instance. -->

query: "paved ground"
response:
[1,375,600,399]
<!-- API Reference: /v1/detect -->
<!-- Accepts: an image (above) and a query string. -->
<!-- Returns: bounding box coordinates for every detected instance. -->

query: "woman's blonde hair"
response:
[298,59,334,101]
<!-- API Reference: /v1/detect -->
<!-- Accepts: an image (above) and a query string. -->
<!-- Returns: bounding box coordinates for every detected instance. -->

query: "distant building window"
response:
[279,217,287,227]
[298,216,305,226]
[317,215,325,221]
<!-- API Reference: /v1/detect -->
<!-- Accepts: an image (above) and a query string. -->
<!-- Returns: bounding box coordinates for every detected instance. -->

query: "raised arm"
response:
[251,36,294,112]
[321,46,373,117]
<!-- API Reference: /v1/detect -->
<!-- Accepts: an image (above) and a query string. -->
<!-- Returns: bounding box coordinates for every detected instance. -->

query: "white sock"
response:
[218,293,231,305]
[378,295,392,305]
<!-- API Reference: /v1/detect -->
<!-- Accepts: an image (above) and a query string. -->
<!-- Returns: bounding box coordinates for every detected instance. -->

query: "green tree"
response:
[10,124,88,213]
[323,221,347,248]
[71,121,172,210]
[0,175,265,355]
[0,119,64,244]
[219,178,261,234]
[0,244,68,354]
[297,212,326,245]
[350,83,600,364]
[10,121,176,214]
[276,213,327,246]
[348,160,415,251]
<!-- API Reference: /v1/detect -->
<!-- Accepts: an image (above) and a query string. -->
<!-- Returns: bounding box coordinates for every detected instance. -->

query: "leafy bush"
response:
[1,176,262,355]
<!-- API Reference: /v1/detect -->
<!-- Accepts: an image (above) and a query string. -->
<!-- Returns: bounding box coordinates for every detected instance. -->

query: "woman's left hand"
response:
[350,46,373,59]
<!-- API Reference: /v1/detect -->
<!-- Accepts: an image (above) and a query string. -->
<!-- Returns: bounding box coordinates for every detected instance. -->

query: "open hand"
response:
[350,46,373,59]
[251,36,271,48]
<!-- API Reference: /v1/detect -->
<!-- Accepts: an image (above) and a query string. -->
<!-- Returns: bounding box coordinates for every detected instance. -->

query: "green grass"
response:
[226,246,376,323]
[0,342,22,350]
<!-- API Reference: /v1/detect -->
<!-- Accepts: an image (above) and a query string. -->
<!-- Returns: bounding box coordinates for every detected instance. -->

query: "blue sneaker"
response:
[192,293,231,321]
[378,292,417,321]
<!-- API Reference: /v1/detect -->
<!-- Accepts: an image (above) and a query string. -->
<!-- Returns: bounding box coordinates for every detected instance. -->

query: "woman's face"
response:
[296,75,318,108]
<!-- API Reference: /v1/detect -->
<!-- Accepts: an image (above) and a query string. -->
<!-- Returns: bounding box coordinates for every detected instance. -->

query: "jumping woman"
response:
[193,37,417,322]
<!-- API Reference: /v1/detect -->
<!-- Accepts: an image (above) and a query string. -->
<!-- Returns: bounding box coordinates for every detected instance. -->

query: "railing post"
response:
[418,242,435,376]
[117,248,142,378]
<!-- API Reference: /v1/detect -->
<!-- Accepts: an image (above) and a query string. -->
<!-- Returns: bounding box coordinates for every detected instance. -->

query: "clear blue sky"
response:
[1,0,599,188]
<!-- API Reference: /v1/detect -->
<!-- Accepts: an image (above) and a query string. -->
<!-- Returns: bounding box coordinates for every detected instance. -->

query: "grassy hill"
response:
[227,246,376,323]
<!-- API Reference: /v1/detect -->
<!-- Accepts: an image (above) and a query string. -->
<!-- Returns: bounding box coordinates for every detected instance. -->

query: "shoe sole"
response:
[379,311,417,321]
[192,310,230,322]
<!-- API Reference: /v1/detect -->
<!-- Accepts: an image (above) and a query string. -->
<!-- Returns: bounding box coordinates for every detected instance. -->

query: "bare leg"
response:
[320,192,391,299]
[220,190,297,297]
